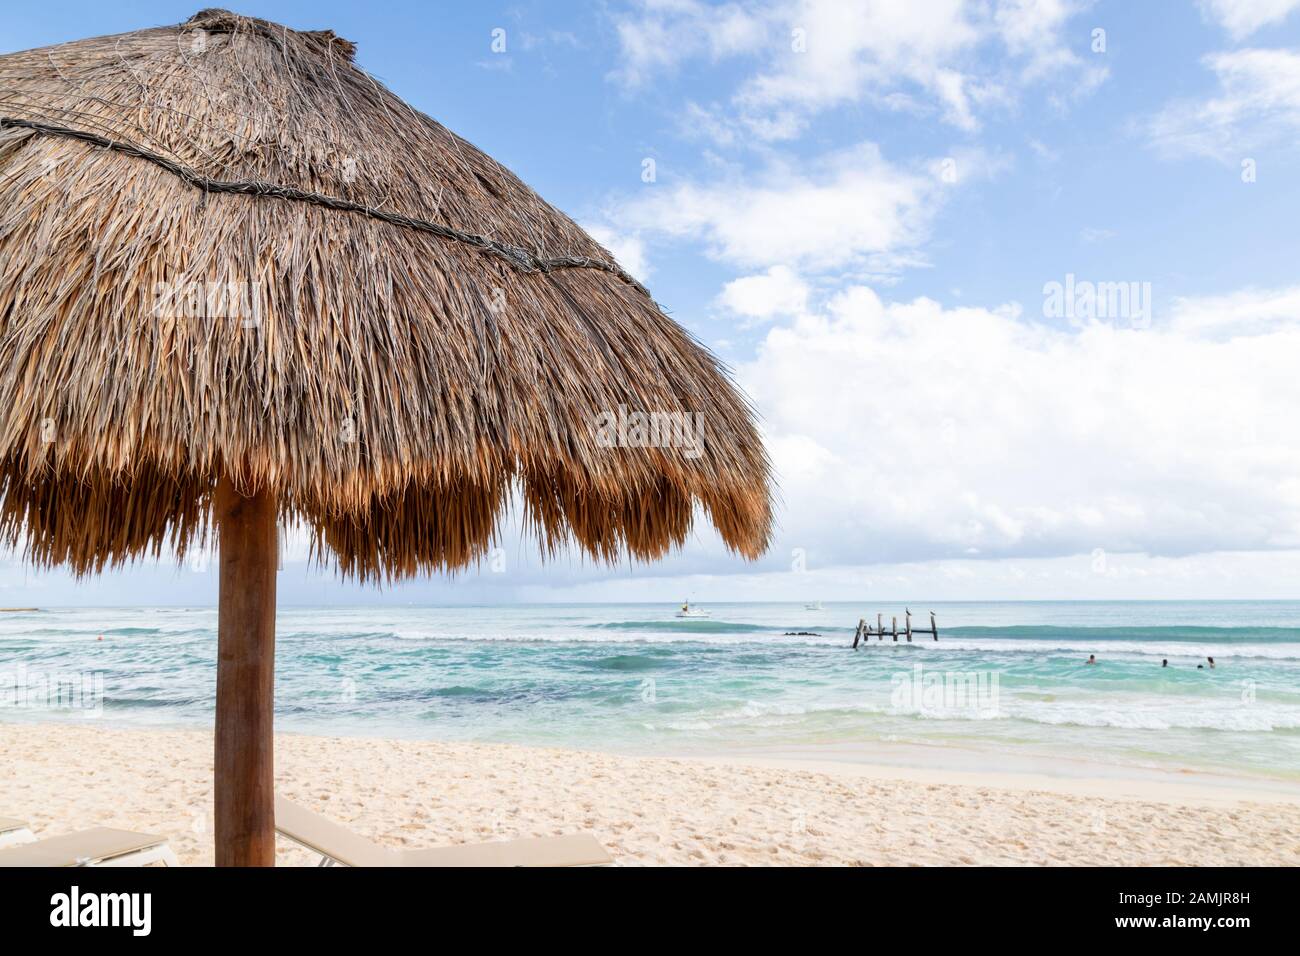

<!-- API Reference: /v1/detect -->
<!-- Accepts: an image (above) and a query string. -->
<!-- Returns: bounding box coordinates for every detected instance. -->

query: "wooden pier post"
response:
[851,610,939,649]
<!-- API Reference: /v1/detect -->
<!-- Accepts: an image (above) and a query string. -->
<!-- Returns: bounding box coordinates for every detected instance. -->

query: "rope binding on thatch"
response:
[0,116,649,297]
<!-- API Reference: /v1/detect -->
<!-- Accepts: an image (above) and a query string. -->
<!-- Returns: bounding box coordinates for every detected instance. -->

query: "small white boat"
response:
[675,601,711,618]
[803,601,824,611]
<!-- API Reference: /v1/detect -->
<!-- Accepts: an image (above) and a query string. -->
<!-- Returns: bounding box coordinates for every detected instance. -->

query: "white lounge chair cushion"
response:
[274,796,612,867]
[0,827,167,867]
[274,797,397,866]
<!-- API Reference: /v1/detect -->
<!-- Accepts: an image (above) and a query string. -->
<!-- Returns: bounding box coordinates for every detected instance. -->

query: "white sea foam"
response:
[646,694,1300,735]
[938,638,1300,661]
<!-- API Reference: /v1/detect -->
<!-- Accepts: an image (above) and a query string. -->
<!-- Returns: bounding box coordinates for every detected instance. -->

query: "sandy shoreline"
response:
[3,721,1298,866]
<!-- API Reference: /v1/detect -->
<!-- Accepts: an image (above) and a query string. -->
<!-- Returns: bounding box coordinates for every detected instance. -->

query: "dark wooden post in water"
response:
[214,475,278,867]
[854,610,939,647]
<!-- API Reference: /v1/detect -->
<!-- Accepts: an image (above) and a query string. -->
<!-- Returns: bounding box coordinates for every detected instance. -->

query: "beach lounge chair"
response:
[0,817,34,849]
[275,796,612,867]
[0,827,179,867]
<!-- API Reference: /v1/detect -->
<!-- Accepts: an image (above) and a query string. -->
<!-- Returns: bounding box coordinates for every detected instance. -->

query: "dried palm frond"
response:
[0,9,772,580]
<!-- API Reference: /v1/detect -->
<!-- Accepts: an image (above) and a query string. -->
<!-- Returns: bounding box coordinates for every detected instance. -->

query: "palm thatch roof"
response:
[0,9,772,580]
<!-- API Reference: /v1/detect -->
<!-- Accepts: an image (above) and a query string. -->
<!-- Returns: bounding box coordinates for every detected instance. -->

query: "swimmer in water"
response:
[1207,656,1215,669]
[1162,659,1168,667]
[1086,654,1096,665]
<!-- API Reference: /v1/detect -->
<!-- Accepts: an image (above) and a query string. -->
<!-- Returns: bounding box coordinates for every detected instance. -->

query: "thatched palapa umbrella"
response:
[0,9,771,864]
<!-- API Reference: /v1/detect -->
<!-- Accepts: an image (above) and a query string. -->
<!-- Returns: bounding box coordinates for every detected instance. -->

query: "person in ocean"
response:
[1086,654,1096,665]
[1162,659,1168,667]
[1207,657,1215,669]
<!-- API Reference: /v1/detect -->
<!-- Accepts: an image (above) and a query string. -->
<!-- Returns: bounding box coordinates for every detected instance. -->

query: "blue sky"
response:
[4,1,1300,604]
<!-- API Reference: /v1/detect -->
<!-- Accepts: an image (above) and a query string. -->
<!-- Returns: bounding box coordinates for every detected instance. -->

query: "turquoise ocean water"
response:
[2,601,1299,782]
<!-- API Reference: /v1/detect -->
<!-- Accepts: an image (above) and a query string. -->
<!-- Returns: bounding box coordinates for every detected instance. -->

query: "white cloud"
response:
[735,285,1300,567]
[602,143,1006,280]
[1145,47,1300,161]
[736,0,986,132]
[515,549,1300,602]
[1079,227,1116,243]
[582,223,652,282]
[609,0,768,87]
[715,265,810,324]
[609,142,947,273]
[678,101,740,145]
[518,30,583,51]
[1199,0,1300,39]
[1027,137,1062,162]
[610,0,1107,140]
[1167,285,1300,336]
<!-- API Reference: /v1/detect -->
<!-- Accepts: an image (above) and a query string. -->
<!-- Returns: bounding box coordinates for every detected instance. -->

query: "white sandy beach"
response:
[3,722,1299,866]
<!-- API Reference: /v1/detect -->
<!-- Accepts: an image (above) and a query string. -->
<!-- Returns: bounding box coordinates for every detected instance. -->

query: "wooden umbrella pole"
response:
[214,474,278,867]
